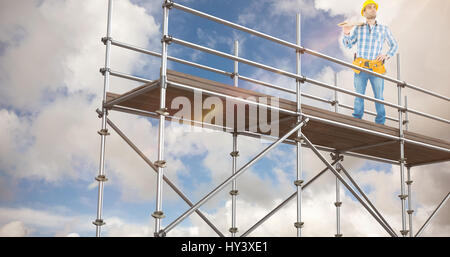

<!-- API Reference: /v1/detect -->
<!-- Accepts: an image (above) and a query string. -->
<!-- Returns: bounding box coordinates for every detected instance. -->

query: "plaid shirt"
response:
[342,20,398,60]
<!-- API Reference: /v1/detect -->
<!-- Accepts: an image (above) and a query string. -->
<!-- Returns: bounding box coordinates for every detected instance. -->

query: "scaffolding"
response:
[94,0,450,237]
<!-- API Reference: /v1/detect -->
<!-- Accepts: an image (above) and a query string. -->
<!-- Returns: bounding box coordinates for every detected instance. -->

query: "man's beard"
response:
[366,13,377,19]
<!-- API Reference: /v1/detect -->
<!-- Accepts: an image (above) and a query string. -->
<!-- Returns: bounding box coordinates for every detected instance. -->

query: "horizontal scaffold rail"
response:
[110,39,401,122]
[107,38,449,125]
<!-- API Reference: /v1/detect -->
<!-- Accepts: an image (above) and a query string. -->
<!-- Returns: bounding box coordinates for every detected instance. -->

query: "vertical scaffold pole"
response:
[229,40,239,237]
[334,72,339,113]
[404,96,409,131]
[233,40,239,88]
[333,72,342,237]
[397,53,408,237]
[406,166,414,237]
[152,0,171,237]
[230,132,239,236]
[94,0,113,237]
[294,13,304,237]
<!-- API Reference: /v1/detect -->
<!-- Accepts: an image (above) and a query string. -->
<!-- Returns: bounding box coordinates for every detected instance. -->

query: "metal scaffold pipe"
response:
[302,135,397,237]
[230,132,238,237]
[241,158,342,237]
[153,0,171,236]
[406,166,414,237]
[397,53,408,237]
[333,72,342,237]
[94,0,113,238]
[415,192,450,237]
[295,13,304,237]
[108,38,449,124]
[229,40,239,237]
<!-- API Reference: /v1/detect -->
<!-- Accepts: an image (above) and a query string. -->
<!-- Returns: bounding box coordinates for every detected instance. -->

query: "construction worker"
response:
[342,0,398,125]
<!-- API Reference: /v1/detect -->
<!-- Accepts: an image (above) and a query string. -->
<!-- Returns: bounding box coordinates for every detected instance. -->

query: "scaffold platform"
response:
[106,69,450,167]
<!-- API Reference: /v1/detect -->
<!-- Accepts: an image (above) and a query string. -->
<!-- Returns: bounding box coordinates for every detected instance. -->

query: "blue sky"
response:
[0,0,449,237]
[151,0,349,85]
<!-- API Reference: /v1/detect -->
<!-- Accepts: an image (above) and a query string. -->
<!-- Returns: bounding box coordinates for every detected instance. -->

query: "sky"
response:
[0,0,449,237]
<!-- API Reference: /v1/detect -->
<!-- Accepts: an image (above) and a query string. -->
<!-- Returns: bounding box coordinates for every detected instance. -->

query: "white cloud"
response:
[0,207,91,236]
[101,217,152,237]
[0,206,153,237]
[0,221,31,237]
[269,0,319,18]
[0,0,167,201]
[0,0,160,111]
[315,0,408,24]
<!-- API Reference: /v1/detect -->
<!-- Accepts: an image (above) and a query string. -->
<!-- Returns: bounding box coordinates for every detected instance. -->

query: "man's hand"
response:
[343,24,354,35]
[376,54,389,62]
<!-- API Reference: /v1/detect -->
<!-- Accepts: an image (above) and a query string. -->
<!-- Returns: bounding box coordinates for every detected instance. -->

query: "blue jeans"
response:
[353,69,386,125]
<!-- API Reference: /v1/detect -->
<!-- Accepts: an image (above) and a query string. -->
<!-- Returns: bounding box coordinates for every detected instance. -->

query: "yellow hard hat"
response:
[361,0,378,16]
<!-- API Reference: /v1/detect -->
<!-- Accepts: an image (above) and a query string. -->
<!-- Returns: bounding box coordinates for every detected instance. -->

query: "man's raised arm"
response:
[342,25,357,49]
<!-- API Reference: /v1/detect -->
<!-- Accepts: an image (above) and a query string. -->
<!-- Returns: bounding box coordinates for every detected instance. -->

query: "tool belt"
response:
[352,57,386,74]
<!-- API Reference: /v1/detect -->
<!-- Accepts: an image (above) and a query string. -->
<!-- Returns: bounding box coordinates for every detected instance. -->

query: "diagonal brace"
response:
[338,162,398,236]
[415,192,450,237]
[106,117,225,237]
[241,158,341,237]
[158,118,309,236]
[301,134,398,237]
